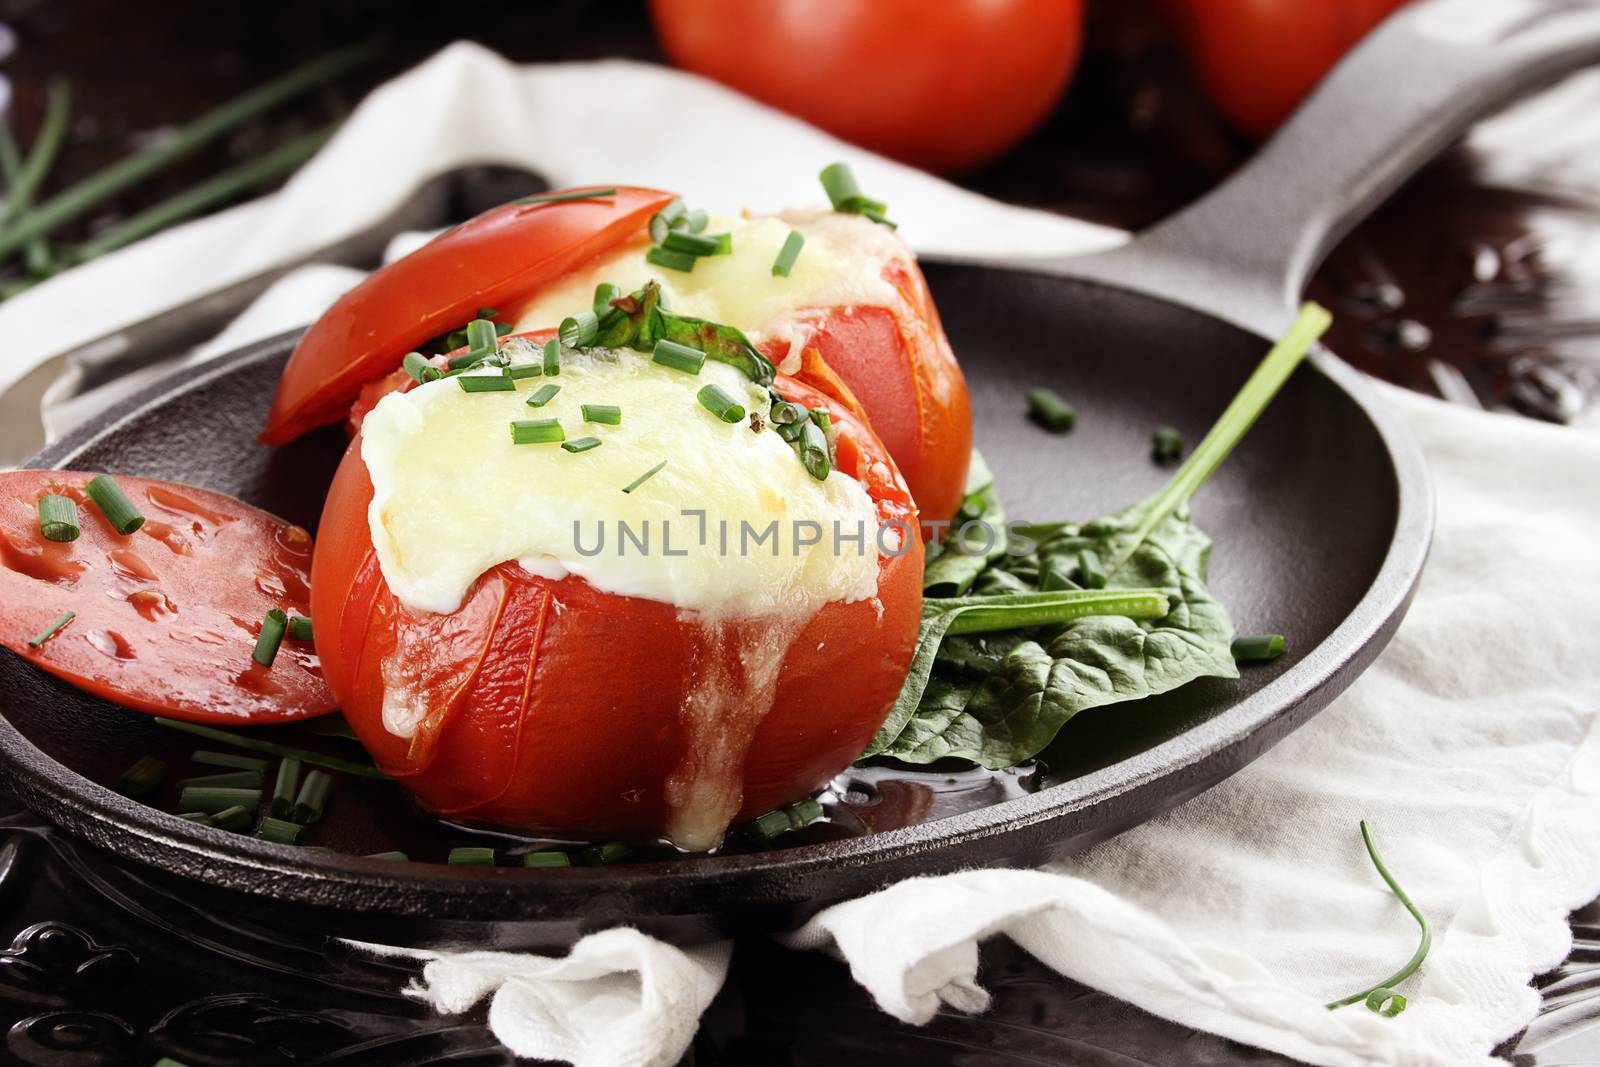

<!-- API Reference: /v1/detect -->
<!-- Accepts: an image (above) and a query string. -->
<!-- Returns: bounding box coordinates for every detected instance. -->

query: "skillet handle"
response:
[1062,0,1600,338]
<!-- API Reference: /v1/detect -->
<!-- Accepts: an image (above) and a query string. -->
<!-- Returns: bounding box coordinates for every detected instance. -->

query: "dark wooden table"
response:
[2,2,1597,1064]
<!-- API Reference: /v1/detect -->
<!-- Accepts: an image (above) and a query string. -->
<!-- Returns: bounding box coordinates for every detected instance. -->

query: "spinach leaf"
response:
[865,303,1332,769]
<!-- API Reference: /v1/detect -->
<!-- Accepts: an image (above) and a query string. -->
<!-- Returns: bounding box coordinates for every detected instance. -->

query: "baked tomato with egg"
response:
[260,185,971,526]
[311,355,922,850]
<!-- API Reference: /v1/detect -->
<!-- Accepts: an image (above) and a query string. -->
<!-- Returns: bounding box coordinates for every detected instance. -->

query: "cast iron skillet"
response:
[2,2,1596,949]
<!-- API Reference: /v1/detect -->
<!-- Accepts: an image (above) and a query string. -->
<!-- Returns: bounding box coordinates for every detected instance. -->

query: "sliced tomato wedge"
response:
[260,186,678,446]
[312,375,923,843]
[0,471,335,724]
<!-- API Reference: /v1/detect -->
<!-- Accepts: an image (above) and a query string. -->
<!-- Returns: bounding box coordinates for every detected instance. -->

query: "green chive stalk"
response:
[65,124,336,264]
[0,43,376,260]
[0,80,72,273]
[929,589,1170,636]
[1326,820,1432,1014]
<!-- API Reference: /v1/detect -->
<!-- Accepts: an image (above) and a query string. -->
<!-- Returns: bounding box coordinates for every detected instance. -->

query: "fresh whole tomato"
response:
[649,0,1084,173]
[311,368,923,848]
[1166,0,1410,138]
[0,470,334,723]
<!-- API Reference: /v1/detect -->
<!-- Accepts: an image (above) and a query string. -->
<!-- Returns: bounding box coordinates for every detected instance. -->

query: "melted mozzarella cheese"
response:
[512,208,908,368]
[360,347,882,619]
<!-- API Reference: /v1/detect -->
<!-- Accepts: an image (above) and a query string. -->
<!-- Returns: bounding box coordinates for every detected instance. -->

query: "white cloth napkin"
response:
[6,43,1600,1067]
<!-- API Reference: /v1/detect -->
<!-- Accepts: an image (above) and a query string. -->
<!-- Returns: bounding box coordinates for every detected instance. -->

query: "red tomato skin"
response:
[312,377,922,840]
[1166,0,1408,138]
[765,258,971,527]
[0,471,335,724]
[650,0,1084,173]
[260,187,677,446]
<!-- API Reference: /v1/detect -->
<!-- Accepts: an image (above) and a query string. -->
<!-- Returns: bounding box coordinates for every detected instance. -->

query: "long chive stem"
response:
[928,589,1171,636]
[65,125,336,263]
[1325,821,1431,1013]
[1114,303,1331,573]
[0,45,378,260]
[153,717,393,780]
[513,187,618,205]
[0,80,71,273]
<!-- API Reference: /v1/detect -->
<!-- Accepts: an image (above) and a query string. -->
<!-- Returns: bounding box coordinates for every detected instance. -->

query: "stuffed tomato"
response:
[262,183,971,525]
[311,339,923,851]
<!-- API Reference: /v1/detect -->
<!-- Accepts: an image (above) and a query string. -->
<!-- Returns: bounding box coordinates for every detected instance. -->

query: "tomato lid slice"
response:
[0,471,336,724]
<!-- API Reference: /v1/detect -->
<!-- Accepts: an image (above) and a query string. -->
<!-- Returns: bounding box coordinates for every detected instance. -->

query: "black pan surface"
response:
[0,263,1428,948]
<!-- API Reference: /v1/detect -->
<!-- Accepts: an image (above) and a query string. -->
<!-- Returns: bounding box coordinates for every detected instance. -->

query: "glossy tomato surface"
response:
[312,373,922,845]
[771,257,971,528]
[650,0,1083,173]
[261,186,676,445]
[0,471,334,723]
[1167,0,1409,138]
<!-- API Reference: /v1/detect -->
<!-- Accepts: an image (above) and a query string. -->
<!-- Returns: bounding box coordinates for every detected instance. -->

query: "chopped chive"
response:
[820,162,863,209]
[652,339,706,374]
[622,459,668,494]
[661,229,725,256]
[860,205,897,228]
[772,230,805,276]
[1232,634,1286,662]
[465,317,498,356]
[252,608,287,667]
[113,755,167,798]
[1153,425,1185,464]
[526,383,561,408]
[178,812,213,825]
[477,307,499,319]
[504,362,543,380]
[586,842,632,865]
[510,418,564,445]
[1076,549,1107,590]
[799,421,831,480]
[787,798,825,829]
[403,352,440,384]
[581,403,621,425]
[37,494,80,542]
[809,409,832,433]
[287,614,314,642]
[157,719,391,780]
[646,245,698,272]
[210,805,253,832]
[291,769,334,824]
[449,846,496,865]
[1027,388,1076,433]
[257,817,303,845]
[543,337,562,376]
[366,851,409,861]
[176,769,264,790]
[85,475,144,534]
[649,198,686,242]
[769,400,806,426]
[593,282,622,317]
[560,311,599,348]
[522,850,572,868]
[27,610,74,649]
[192,750,271,772]
[179,786,262,814]
[697,384,745,423]
[684,208,708,233]
[752,809,792,841]
[513,187,618,205]
[271,757,302,818]
[776,419,807,443]
[457,374,515,393]
[561,436,602,454]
